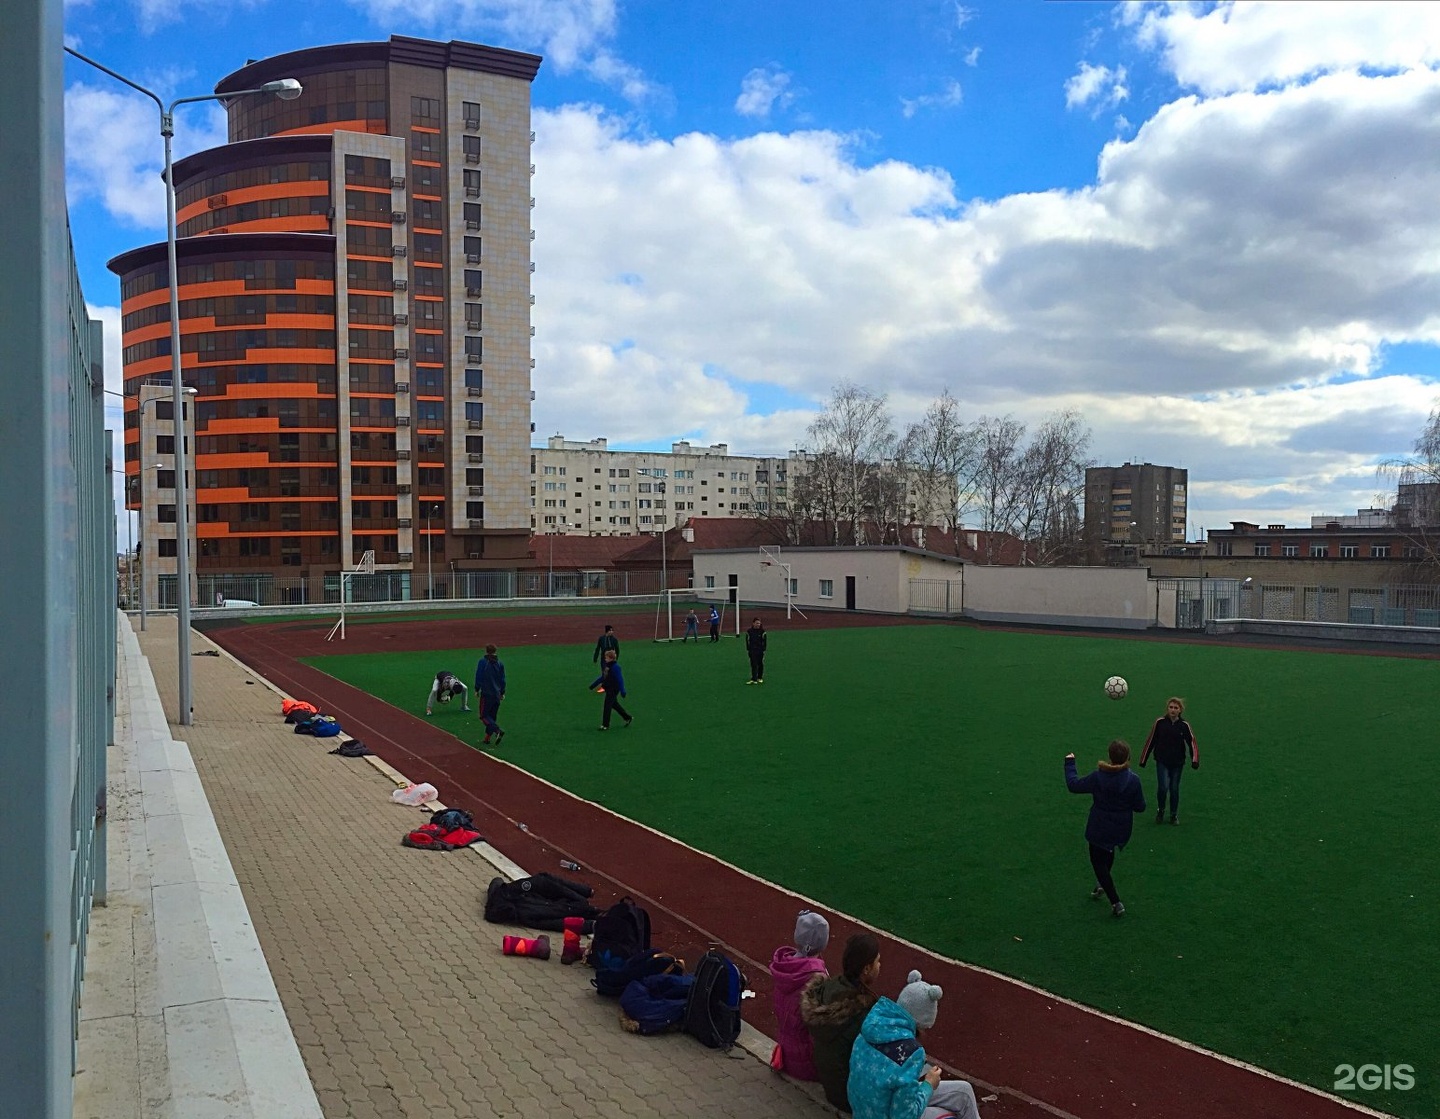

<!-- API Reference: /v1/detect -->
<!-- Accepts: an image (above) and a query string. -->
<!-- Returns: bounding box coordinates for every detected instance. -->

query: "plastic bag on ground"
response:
[391,782,438,806]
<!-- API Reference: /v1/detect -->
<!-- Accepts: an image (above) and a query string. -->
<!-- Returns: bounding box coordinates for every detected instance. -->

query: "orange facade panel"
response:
[123,312,334,347]
[223,382,322,400]
[193,486,262,502]
[175,181,330,225]
[200,216,330,237]
[123,278,333,314]
[204,417,281,434]
[273,120,381,138]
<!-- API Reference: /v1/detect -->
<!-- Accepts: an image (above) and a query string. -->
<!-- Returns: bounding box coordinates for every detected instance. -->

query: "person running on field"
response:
[684,608,700,642]
[593,624,620,664]
[1138,696,1199,825]
[588,648,631,730]
[425,670,469,716]
[1065,740,1146,917]
[708,605,721,642]
[745,617,767,683]
[474,644,507,745]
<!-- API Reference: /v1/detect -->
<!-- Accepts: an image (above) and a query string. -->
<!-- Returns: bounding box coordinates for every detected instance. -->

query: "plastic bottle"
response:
[559,859,582,872]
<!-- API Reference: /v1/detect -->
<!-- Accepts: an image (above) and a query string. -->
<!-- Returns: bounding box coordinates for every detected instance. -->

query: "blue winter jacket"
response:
[474,655,506,699]
[589,660,626,697]
[1065,757,1146,851]
[847,998,934,1119]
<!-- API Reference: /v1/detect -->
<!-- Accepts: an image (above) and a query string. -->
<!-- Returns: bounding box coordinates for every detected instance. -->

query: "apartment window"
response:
[1309,544,1328,558]
[463,135,482,163]
[1371,544,1391,558]
[1340,545,1358,558]
[705,575,716,589]
[156,435,174,454]
[1282,545,1299,557]
[1404,545,1422,558]
[464,268,482,293]
[1215,542,1232,556]
[787,578,798,595]
[464,236,481,262]
[1254,544,1271,557]
[157,504,177,523]
[463,202,482,228]
[410,96,440,122]
[157,539,177,557]
[465,303,482,330]
[462,100,481,126]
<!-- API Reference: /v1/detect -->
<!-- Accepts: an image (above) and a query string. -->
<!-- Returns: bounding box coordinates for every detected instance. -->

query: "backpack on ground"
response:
[430,807,475,832]
[586,896,651,972]
[294,713,342,737]
[483,874,600,933]
[682,949,746,1050]
[592,947,684,998]
[619,972,694,1035]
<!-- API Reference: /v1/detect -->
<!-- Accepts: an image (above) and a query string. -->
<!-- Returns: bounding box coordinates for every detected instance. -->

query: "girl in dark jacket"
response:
[1138,697,1199,825]
[1065,740,1147,917]
[801,932,881,1112]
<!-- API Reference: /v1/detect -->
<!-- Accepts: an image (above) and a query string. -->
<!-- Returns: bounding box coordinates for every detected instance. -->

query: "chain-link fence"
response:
[156,568,671,607]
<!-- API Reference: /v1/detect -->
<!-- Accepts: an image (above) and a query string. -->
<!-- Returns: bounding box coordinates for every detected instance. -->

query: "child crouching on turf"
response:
[425,670,469,716]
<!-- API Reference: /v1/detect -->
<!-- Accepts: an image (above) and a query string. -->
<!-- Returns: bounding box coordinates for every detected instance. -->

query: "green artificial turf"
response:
[304,624,1439,1117]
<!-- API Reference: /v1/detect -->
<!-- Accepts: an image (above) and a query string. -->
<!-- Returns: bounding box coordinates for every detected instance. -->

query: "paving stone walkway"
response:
[138,617,835,1119]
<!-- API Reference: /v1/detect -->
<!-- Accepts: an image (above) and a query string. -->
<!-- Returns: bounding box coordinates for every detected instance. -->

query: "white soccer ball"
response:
[1104,675,1128,700]
[440,691,452,704]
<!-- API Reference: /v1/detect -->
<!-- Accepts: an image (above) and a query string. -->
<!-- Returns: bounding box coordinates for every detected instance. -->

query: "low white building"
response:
[691,545,1154,628]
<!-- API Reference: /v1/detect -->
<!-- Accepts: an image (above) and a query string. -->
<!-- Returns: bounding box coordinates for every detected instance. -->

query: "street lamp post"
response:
[656,482,668,595]
[65,47,301,726]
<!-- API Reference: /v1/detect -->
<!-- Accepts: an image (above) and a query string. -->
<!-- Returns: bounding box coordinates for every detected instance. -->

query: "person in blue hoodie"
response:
[848,969,980,1119]
[473,645,506,745]
[1065,739,1147,917]
[588,648,632,730]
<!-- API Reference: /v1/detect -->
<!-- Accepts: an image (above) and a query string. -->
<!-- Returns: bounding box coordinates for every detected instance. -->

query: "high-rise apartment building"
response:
[110,36,541,602]
[1084,462,1188,550]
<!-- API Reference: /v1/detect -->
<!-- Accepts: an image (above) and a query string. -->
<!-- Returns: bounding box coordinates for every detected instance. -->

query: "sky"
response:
[62,0,1440,540]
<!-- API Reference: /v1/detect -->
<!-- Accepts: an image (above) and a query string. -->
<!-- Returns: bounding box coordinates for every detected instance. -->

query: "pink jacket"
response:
[769,946,829,1081]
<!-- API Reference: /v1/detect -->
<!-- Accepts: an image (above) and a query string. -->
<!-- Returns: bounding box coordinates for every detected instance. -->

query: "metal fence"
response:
[144,568,671,607]
[1,23,114,1106]
[908,579,964,616]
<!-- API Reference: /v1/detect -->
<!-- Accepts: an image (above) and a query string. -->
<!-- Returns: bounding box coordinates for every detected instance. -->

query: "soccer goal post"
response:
[652,587,713,642]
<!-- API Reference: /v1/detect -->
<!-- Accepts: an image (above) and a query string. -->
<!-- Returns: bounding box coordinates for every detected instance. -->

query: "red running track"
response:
[203,609,1377,1119]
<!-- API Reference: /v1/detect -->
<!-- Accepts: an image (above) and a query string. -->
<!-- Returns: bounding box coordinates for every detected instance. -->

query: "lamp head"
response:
[261,78,303,101]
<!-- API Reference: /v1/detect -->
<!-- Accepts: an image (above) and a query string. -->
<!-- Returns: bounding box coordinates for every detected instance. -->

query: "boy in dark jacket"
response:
[588,648,631,730]
[745,618,767,683]
[592,624,620,664]
[801,932,880,1112]
[1065,740,1147,917]
[473,645,507,744]
[1139,697,1199,824]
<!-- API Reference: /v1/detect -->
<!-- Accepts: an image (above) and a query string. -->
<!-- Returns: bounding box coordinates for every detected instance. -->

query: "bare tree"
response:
[807,382,896,545]
[904,390,977,548]
[1378,402,1440,574]
[962,415,1027,563]
[1013,410,1092,564]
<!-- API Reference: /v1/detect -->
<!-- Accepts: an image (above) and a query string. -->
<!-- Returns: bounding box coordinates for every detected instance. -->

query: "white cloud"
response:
[735,67,794,119]
[1128,0,1440,96]
[954,4,976,31]
[528,64,1440,526]
[65,82,228,230]
[349,0,661,101]
[1065,62,1129,111]
[964,47,982,68]
[900,78,963,119]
